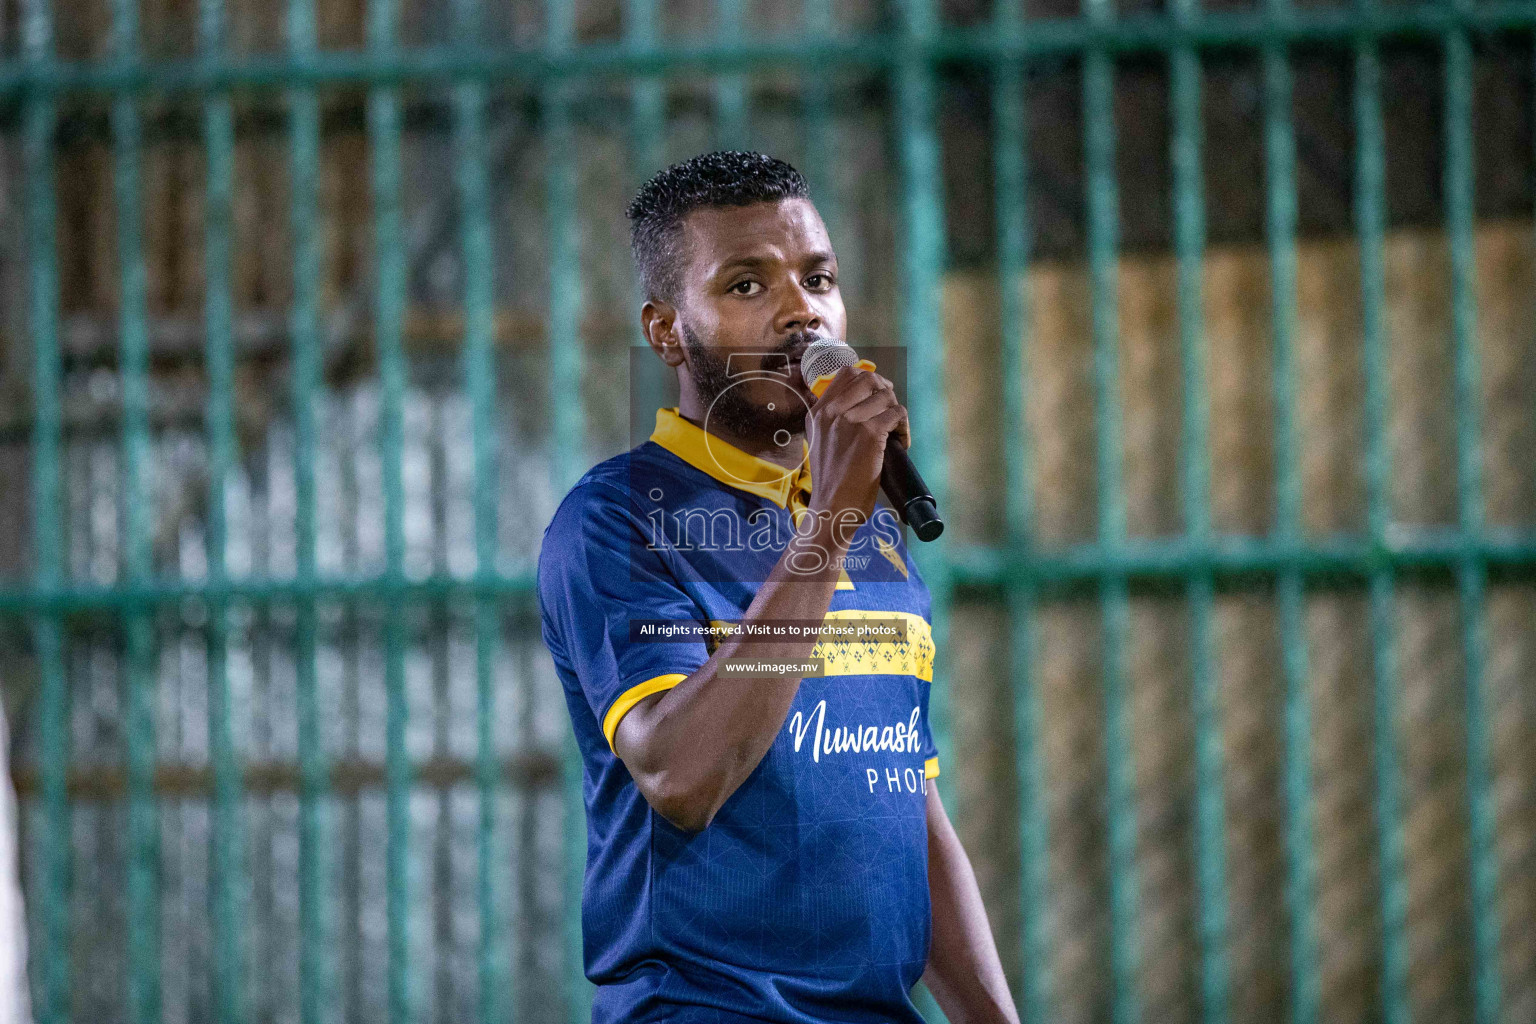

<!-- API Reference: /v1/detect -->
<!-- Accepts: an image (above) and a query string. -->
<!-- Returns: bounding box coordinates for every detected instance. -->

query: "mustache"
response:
[779,329,827,355]
[717,332,829,378]
[760,330,828,374]
[681,327,826,357]
[680,324,830,380]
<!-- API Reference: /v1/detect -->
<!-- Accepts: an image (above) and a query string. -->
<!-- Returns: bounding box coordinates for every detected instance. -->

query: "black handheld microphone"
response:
[800,339,945,543]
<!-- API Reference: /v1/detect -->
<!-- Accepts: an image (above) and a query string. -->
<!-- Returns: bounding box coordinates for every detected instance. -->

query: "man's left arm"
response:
[921,783,1021,1024]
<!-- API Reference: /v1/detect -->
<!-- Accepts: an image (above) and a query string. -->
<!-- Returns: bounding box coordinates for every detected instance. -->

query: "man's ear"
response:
[641,299,685,368]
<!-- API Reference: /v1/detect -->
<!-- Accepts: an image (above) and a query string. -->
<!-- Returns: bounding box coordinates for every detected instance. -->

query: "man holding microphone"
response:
[538,151,1017,1023]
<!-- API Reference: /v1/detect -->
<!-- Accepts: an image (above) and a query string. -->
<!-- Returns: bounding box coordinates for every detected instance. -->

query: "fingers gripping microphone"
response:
[801,339,945,543]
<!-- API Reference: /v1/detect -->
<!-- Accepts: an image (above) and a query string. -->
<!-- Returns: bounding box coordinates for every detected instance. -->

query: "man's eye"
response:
[729,280,762,296]
[806,273,834,289]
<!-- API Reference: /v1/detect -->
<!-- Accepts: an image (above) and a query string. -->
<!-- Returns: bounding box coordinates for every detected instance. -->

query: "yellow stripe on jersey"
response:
[602,673,688,753]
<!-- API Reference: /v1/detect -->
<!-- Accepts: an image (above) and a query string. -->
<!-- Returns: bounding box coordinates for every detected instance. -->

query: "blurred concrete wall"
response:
[0,0,1531,1018]
[943,219,1536,1024]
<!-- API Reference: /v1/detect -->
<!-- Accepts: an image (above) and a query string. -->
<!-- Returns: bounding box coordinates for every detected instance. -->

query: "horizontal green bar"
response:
[0,572,538,613]
[1,530,1534,614]
[1,2,1534,97]
[12,750,562,802]
[949,532,1536,585]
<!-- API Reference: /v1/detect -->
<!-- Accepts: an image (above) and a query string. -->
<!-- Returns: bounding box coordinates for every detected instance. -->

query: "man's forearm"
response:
[923,787,1021,1024]
[614,515,853,831]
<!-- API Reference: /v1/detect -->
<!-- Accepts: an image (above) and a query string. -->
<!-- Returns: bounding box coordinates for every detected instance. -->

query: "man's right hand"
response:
[804,365,911,532]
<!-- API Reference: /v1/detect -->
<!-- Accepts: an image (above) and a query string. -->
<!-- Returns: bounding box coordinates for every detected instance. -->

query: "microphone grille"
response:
[800,338,858,384]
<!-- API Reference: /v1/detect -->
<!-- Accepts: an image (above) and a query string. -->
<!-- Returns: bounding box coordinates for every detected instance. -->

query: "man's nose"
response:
[774,303,823,336]
[774,284,823,336]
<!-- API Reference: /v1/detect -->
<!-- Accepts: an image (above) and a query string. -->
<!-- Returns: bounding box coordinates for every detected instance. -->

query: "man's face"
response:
[671,198,846,447]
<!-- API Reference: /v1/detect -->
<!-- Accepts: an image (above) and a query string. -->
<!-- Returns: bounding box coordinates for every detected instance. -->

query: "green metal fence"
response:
[2,0,1534,1021]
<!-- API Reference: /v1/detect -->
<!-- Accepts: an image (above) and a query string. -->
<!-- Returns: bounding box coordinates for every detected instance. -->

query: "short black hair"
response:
[626,151,811,303]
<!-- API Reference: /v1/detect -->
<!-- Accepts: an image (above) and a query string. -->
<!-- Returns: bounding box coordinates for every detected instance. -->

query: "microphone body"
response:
[800,339,945,542]
[878,435,944,542]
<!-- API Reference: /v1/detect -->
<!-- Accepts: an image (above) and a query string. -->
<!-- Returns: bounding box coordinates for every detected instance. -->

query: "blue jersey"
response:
[538,406,941,1023]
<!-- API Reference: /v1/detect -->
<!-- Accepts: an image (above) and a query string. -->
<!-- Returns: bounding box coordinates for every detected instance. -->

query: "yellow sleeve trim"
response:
[925,757,940,779]
[602,673,688,753]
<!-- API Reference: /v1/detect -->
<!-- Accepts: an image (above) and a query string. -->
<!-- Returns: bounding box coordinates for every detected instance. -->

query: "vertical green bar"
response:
[1352,20,1409,1024]
[624,0,664,379]
[713,0,748,150]
[623,0,666,368]
[366,0,412,1013]
[894,6,947,1016]
[1442,19,1499,1024]
[894,0,950,769]
[109,0,159,1012]
[286,0,333,1013]
[22,0,69,1015]
[447,0,507,1015]
[624,0,665,373]
[991,4,1051,1019]
[1082,2,1139,1021]
[625,0,665,365]
[544,6,581,498]
[198,0,246,1014]
[1168,4,1228,1022]
[625,0,665,181]
[543,0,589,1016]
[802,0,840,262]
[1260,6,1319,1022]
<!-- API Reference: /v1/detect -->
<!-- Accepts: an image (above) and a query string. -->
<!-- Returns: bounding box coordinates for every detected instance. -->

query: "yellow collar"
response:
[650,407,812,511]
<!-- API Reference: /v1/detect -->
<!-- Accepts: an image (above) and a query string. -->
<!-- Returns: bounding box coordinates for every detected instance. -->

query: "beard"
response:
[681,322,813,448]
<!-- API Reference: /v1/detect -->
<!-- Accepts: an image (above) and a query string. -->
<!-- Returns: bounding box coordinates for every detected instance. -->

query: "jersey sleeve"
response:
[538,483,712,752]
[920,676,940,780]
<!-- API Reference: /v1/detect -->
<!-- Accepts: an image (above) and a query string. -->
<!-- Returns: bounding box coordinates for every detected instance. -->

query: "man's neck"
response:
[675,399,806,471]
